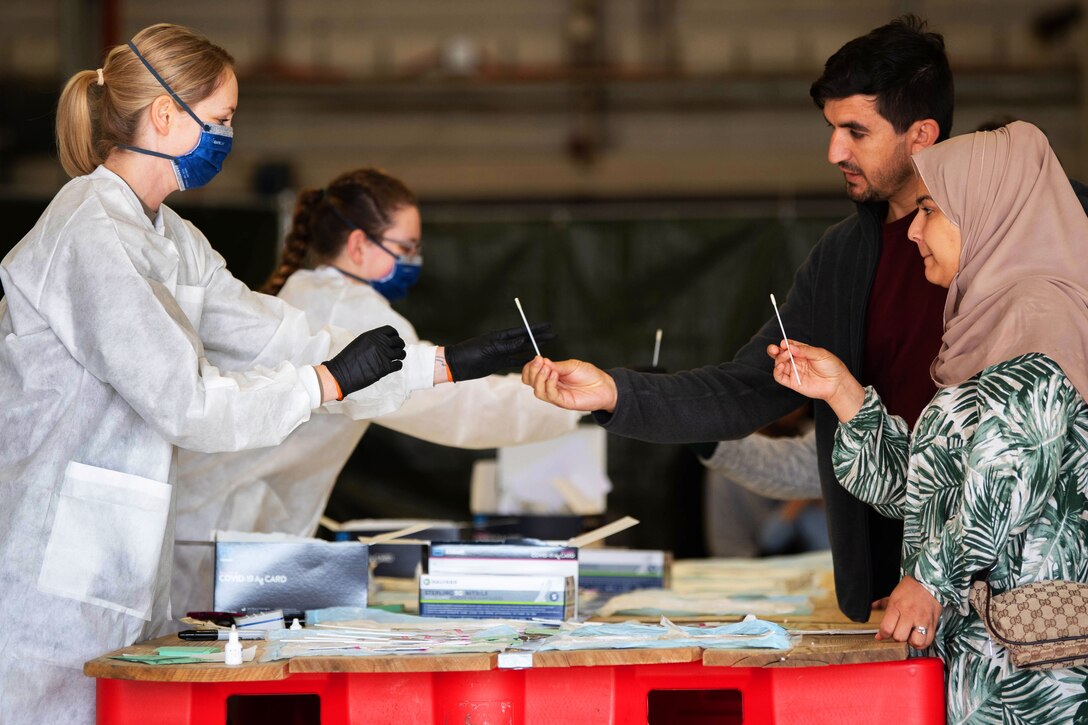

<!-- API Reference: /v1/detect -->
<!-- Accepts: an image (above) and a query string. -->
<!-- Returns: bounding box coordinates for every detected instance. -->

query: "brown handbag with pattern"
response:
[969,579,1088,670]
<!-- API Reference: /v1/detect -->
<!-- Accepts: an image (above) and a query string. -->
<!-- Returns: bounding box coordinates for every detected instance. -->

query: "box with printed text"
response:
[213,539,368,613]
[418,573,575,621]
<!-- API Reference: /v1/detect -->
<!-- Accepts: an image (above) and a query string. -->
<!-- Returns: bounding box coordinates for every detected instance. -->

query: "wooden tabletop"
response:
[84,637,291,682]
[83,635,501,682]
[84,628,904,682]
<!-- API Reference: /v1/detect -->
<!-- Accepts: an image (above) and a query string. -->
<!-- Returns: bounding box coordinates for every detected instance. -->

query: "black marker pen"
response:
[178,629,266,641]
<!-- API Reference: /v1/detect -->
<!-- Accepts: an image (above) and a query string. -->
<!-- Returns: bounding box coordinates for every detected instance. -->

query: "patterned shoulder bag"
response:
[969,578,1088,670]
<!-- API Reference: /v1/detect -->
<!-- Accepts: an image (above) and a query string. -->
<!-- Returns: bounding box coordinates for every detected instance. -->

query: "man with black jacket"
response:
[523,16,1088,623]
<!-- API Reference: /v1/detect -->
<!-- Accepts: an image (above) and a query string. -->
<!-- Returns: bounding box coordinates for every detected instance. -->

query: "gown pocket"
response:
[37,461,172,620]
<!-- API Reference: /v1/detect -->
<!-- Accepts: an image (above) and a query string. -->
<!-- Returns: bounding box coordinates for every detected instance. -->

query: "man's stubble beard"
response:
[846,140,914,205]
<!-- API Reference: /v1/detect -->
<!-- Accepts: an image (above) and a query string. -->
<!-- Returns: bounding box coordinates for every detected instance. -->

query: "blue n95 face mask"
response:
[335,242,423,302]
[369,247,423,302]
[120,41,233,191]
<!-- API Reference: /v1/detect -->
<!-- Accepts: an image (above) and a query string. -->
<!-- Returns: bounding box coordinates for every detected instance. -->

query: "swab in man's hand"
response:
[514,297,541,357]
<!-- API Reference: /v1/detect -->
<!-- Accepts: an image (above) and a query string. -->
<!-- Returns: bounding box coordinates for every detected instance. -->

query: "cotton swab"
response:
[769,293,801,386]
[514,297,541,356]
[651,328,663,368]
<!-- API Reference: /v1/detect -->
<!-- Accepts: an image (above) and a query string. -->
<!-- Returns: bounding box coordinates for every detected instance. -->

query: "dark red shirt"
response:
[862,210,947,429]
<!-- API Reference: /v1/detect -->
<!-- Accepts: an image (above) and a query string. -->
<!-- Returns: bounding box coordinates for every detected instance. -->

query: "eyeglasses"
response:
[373,235,422,262]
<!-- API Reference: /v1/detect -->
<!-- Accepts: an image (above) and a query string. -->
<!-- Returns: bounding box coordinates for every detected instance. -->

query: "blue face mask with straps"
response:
[119,41,233,191]
[325,195,423,302]
[366,242,423,302]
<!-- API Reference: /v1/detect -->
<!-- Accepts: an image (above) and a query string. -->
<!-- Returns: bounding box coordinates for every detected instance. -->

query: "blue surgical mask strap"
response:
[333,266,374,286]
[116,145,175,161]
[322,193,398,260]
[127,41,208,131]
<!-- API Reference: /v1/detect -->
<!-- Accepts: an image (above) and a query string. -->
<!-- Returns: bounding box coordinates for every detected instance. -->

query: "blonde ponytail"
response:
[56,70,105,177]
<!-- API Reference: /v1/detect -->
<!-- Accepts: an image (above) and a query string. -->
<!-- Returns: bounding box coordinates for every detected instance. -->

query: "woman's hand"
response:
[522,357,618,413]
[875,575,942,650]
[767,339,865,422]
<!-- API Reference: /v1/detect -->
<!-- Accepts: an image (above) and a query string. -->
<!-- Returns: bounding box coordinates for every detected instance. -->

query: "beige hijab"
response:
[911,121,1088,400]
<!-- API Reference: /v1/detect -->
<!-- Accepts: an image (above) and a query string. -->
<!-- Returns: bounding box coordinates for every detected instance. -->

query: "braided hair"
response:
[262,168,417,295]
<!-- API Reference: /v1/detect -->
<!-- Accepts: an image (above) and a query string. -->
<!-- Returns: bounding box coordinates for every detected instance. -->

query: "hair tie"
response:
[96,68,104,86]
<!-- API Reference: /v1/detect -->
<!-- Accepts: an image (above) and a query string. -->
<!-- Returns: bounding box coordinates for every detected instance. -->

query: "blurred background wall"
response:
[2,0,1085,552]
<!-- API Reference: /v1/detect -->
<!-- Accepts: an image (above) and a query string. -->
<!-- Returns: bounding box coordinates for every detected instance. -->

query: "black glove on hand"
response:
[323,325,406,399]
[445,323,556,382]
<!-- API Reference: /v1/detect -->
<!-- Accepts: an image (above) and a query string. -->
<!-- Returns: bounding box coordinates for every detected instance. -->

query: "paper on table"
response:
[260,616,533,661]
[496,427,610,515]
[116,645,257,665]
[669,551,831,596]
[594,589,812,618]
[534,616,793,651]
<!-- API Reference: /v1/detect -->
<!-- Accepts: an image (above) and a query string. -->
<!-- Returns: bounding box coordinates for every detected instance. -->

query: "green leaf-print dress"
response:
[834,354,1088,724]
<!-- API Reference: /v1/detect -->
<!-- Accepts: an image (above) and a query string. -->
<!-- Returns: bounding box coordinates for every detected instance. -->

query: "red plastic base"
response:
[96,658,946,724]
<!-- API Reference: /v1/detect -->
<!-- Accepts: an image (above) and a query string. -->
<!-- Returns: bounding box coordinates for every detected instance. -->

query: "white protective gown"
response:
[172,265,581,613]
[0,168,435,725]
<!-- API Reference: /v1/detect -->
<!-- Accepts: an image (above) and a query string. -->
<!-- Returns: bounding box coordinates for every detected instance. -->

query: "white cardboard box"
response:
[419,573,575,621]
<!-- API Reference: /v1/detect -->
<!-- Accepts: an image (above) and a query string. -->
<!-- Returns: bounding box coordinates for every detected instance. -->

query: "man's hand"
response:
[522,357,618,413]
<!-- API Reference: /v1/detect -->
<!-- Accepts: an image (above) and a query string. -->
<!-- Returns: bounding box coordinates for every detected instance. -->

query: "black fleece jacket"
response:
[597,178,1088,622]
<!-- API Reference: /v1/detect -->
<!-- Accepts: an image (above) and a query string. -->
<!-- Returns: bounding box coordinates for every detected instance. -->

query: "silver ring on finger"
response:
[913,625,928,637]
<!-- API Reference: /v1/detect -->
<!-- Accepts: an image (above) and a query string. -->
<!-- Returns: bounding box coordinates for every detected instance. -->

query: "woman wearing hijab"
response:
[767,121,1088,722]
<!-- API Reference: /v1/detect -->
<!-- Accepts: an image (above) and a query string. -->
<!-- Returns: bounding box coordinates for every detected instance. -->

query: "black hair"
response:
[810,15,954,141]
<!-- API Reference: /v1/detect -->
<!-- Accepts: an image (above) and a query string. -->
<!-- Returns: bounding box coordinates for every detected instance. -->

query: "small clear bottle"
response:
[224,625,243,666]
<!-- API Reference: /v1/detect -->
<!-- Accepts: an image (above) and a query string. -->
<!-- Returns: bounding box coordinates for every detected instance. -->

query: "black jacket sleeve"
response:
[594,226,821,443]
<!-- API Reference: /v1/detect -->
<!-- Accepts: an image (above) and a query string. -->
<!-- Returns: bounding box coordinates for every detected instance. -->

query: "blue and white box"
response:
[419,573,575,621]
[428,541,578,579]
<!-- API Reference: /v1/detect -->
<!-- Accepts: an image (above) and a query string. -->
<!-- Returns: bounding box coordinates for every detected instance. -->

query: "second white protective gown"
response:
[172,265,580,613]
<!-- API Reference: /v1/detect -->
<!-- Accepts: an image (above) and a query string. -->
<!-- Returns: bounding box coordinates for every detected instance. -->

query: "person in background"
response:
[172,168,581,614]
[699,406,827,557]
[0,25,541,725]
[770,121,1088,722]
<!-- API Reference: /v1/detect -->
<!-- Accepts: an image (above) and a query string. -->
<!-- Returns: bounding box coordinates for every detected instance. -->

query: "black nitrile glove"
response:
[445,323,556,382]
[323,325,406,398]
